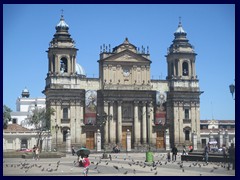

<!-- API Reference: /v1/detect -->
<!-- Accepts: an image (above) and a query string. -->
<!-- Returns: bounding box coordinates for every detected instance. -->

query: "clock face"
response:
[123,68,130,77]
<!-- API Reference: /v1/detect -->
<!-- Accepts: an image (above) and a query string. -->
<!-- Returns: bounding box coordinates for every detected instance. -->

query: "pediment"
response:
[103,50,151,63]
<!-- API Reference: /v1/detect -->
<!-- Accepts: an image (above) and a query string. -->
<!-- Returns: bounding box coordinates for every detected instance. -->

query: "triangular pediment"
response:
[103,50,151,63]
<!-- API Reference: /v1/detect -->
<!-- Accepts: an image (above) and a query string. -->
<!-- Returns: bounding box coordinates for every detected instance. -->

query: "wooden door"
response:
[156,131,165,148]
[86,131,95,149]
[122,126,131,149]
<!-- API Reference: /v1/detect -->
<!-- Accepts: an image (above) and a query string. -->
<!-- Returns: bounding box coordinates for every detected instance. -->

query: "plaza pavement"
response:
[3,152,235,176]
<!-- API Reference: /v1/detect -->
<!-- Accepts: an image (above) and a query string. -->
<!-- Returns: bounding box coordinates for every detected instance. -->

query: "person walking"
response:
[204,143,210,163]
[82,155,90,176]
[222,144,228,164]
[32,145,37,160]
[35,146,40,160]
[71,146,75,156]
[182,145,187,155]
[228,143,235,170]
[171,145,178,161]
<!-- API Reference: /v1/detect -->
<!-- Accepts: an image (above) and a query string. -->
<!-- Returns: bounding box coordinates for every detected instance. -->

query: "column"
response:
[224,130,229,147]
[117,101,122,145]
[96,129,101,152]
[218,130,223,148]
[66,130,71,153]
[192,131,197,150]
[142,102,147,144]
[78,101,84,143]
[126,129,131,152]
[165,128,170,151]
[104,101,109,144]
[134,101,139,146]
[109,101,114,143]
[148,102,153,144]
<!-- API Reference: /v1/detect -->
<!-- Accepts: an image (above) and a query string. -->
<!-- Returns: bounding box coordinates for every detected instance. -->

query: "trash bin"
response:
[146,151,153,162]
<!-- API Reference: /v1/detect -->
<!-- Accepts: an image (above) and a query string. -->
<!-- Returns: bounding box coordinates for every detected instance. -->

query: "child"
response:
[82,155,90,176]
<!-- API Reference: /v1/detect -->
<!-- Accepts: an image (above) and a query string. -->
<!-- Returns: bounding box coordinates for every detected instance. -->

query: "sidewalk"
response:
[3,152,235,176]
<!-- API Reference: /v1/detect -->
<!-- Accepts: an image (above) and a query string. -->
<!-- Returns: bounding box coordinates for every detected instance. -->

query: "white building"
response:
[10,87,45,129]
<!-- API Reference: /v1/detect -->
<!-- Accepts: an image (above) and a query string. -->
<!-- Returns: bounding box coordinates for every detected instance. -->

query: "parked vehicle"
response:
[16,148,32,152]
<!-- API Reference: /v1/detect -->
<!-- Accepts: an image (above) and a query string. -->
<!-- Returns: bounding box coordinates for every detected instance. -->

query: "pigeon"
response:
[133,169,136,174]
[123,171,128,174]
[113,165,119,171]
[154,171,158,175]
[182,168,185,172]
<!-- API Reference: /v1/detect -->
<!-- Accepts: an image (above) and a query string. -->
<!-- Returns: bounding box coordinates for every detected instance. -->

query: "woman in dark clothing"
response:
[171,145,178,161]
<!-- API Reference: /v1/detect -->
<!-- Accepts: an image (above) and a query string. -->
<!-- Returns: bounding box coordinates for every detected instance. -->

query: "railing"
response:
[61,118,70,123]
[183,119,191,123]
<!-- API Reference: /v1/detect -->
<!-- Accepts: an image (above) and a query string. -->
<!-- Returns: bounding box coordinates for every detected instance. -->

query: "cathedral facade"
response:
[43,15,202,151]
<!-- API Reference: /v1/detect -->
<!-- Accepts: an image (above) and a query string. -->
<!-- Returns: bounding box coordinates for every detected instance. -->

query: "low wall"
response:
[181,152,228,162]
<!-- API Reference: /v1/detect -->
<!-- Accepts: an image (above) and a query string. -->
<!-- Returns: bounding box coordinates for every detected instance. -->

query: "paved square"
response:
[3,152,235,176]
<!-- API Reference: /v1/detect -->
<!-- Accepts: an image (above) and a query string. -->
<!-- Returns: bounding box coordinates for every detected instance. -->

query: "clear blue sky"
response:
[3,4,235,120]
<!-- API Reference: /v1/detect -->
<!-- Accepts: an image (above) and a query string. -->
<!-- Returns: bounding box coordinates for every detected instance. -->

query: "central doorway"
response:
[122,126,132,149]
[156,131,165,148]
[86,131,95,149]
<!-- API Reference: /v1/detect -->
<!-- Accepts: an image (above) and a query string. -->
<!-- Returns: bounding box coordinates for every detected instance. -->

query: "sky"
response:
[3,4,235,120]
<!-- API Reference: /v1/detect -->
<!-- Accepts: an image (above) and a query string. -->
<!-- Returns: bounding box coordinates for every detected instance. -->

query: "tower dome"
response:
[76,63,86,77]
[55,15,69,31]
[21,87,30,98]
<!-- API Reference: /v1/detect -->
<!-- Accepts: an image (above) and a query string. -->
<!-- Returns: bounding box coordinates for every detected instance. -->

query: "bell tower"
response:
[166,19,203,148]
[47,15,78,76]
[43,15,85,149]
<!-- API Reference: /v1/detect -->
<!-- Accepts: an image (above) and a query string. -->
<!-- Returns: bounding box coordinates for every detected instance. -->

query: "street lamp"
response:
[96,112,112,159]
[229,83,235,100]
[55,124,60,151]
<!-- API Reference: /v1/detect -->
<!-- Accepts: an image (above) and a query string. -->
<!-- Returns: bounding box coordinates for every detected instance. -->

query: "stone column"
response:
[126,129,131,152]
[96,129,101,152]
[66,129,71,153]
[104,101,109,144]
[142,102,147,144]
[218,130,223,148]
[117,101,122,145]
[165,128,170,151]
[109,101,114,143]
[148,102,153,145]
[209,131,214,143]
[134,101,139,147]
[224,130,229,147]
[192,131,197,150]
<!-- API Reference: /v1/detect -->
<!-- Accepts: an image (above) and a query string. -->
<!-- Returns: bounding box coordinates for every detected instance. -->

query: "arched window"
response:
[60,57,68,73]
[171,62,174,76]
[182,62,189,76]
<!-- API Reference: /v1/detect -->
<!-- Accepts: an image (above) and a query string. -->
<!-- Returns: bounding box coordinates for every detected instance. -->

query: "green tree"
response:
[27,107,55,148]
[3,105,12,129]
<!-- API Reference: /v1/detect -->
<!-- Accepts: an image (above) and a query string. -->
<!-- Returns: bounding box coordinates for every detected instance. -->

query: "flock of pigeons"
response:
[3,153,231,176]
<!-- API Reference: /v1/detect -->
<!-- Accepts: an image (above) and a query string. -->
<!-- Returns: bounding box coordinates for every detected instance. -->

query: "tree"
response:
[3,105,12,129]
[27,107,55,148]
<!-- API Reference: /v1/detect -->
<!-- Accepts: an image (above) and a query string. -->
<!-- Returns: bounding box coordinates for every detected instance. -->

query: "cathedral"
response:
[43,15,202,151]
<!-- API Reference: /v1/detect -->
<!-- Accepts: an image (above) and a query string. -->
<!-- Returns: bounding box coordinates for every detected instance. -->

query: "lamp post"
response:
[96,112,112,159]
[55,124,60,151]
[47,130,50,152]
[229,83,235,100]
